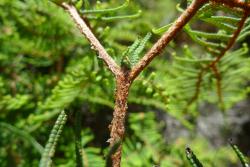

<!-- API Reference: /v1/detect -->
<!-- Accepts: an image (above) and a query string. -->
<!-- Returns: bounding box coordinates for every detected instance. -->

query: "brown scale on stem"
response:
[108,73,131,167]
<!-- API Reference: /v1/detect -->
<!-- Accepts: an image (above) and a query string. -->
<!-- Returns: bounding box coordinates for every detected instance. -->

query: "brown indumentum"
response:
[109,72,131,167]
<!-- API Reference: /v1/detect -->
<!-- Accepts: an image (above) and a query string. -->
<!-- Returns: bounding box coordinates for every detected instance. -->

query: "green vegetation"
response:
[0,0,249,166]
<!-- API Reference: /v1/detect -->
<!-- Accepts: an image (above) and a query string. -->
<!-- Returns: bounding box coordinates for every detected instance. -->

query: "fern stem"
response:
[108,75,131,167]
[106,140,122,167]
[186,69,205,109]
[62,3,121,76]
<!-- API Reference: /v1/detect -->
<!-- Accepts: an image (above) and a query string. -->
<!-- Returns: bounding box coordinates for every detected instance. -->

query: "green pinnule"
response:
[39,110,67,167]
[229,139,249,167]
[185,147,203,167]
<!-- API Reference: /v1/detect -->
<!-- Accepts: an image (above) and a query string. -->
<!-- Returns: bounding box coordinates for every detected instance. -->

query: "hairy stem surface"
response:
[108,73,131,167]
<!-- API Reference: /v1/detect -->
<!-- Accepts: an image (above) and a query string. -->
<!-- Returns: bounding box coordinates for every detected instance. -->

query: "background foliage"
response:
[0,0,249,166]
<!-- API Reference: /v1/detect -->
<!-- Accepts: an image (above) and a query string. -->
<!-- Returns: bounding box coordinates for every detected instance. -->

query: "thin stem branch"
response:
[62,3,121,76]
[186,69,204,109]
[129,0,208,81]
[210,65,224,109]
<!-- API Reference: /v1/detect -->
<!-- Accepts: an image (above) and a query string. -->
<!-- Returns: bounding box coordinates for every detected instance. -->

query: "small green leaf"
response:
[229,139,249,167]
[186,147,203,167]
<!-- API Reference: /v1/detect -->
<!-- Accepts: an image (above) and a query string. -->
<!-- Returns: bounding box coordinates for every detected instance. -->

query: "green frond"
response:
[201,18,237,32]
[83,0,90,9]
[82,147,105,167]
[128,96,193,130]
[37,58,89,118]
[205,16,241,26]
[127,39,141,56]
[39,110,67,167]
[152,1,250,57]
[0,122,44,154]
[185,147,203,167]
[167,42,249,112]
[187,30,232,41]
[129,32,151,66]
[78,0,142,22]
[229,139,249,167]
[218,44,250,109]
[176,3,185,13]
[197,3,243,17]
[78,130,105,167]
[0,94,32,111]
[186,34,222,49]
[121,32,151,68]
[2,0,250,166]
[122,112,166,166]
[81,96,114,108]
[88,10,142,21]
[238,18,250,41]
[179,2,249,55]
[81,0,129,14]
[174,56,214,63]
[121,55,132,70]
[152,23,173,34]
